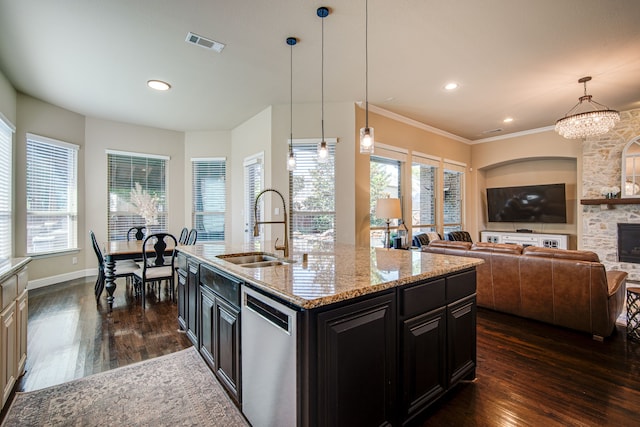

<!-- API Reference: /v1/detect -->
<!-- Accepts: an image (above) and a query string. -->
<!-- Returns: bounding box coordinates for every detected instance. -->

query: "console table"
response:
[480,231,569,249]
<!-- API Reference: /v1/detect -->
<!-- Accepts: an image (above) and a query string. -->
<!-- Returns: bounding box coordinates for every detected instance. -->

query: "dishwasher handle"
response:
[245,293,291,333]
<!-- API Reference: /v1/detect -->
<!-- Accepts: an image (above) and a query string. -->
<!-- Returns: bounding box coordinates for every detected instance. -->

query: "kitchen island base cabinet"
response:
[315,292,396,427]
[199,265,242,403]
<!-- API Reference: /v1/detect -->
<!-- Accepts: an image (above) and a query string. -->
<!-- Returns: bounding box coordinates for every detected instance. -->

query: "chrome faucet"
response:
[253,188,289,258]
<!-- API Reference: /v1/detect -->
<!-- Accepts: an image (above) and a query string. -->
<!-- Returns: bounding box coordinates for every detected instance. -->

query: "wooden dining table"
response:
[100,239,176,311]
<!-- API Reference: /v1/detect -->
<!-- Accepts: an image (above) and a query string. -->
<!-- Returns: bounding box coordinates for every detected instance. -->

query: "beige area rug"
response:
[1,347,249,427]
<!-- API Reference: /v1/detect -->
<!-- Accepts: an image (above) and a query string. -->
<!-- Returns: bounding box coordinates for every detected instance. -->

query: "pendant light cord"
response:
[365,0,369,127]
[321,12,325,142]
[290,40,293,150]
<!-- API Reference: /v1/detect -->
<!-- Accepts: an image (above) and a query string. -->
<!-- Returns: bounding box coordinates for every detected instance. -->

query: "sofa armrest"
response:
[606,270,628,297]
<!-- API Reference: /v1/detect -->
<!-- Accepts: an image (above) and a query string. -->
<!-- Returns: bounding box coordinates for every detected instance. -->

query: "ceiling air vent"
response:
[481,128,503,134]
[186,32,225,53]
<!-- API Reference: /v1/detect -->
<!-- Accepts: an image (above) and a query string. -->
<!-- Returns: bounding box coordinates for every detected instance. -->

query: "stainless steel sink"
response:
[217,253,294,268]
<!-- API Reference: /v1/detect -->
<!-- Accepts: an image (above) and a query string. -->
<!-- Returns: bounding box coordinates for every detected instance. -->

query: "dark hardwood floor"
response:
[16,277,191,394]
[5,278,640,425]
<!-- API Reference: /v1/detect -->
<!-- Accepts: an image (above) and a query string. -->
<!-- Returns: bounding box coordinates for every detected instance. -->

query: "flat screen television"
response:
[486,183,567,223]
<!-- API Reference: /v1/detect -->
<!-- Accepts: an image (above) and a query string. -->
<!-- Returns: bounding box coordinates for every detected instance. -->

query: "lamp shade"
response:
[376,198,401,219]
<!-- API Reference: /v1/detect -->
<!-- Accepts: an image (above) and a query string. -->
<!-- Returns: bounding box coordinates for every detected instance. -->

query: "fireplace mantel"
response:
[581,198,640,205]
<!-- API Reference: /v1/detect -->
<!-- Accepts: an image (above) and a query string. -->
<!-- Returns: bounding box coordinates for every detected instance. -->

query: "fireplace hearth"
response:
[618,223,640,264]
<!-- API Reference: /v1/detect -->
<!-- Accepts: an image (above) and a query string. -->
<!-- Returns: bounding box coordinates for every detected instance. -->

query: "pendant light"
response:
[317,6,330,163]
[359,0,374,154]
[286,37,297,171]
[555,76,620,139]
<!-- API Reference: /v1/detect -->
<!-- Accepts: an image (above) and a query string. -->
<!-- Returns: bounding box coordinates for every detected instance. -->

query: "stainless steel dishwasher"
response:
[241,285,298,427]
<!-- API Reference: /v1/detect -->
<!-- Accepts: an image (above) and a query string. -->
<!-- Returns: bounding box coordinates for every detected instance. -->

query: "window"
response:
[192,158,226,242]
[289,139,336,252]
[412,153,438,234]
[370,145,406,247]
[107,151,168,241]
[0,115,14,260]
[26,133,79,255]
[443,160,466,235]
[244,153,263,246]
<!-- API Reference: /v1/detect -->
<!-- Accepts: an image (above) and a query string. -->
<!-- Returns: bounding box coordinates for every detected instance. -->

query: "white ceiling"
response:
[1,0,639,142]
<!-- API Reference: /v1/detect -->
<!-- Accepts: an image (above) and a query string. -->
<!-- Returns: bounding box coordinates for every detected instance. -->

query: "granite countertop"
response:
[0,257,31,284]
[177,243,483,309]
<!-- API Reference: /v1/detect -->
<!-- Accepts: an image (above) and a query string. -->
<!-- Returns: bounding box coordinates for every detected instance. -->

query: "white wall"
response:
[84,117,185,255]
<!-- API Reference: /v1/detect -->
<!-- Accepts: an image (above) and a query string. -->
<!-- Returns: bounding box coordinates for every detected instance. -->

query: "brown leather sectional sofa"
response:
[422,240,627,339]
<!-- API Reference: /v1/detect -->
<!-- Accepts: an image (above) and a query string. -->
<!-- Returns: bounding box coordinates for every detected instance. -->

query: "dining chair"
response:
[178,227,189,244]
[133,233,178,306]
[127,226,147,241]
[90,230,139,300]
[186,228,198,245]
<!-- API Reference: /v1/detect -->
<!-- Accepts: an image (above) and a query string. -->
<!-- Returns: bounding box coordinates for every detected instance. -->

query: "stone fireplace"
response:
[581,108,640,282]
[618,223,640,264]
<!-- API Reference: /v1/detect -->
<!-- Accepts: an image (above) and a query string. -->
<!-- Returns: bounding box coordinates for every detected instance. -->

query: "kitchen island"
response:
[176,243,483,427]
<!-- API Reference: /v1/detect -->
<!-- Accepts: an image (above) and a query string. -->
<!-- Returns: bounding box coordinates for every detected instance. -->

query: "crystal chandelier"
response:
[555,76,619,139]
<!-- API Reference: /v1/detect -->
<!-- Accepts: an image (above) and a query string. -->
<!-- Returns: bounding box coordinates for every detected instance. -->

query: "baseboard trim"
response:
[28,269,95,290]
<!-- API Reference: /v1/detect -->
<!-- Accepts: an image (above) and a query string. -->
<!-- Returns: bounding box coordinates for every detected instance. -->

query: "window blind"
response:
[289,140,336,252]
[370,154,403,247]
[192,158,226,242]
[411,158,437,233]
[0,116,14,260]
[244,154,263,246]
[443,160,466,234]
[107,152,167,241]
[26,133,79,255]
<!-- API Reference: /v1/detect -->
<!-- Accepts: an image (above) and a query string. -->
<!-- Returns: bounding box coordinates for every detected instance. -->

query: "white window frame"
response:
[289,138,337,252]
[411,152,440,235]
[106,150,169,241]
[192,157,226,242]
[244,152,264,246]
[26,133,79,256]
[0,114,14,260]
[443,159,466,235]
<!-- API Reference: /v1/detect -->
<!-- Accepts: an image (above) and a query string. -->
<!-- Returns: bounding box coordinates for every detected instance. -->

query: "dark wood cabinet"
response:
[214,296,240,398]
[186,261,199,346]
[315,291,396,427]
[199,264,242,403]
[400,307,447,422]
[177,268,187,331]
[447,294,476,384]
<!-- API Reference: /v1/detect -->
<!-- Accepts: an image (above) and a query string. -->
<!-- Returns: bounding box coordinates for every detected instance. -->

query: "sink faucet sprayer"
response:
[253,188,289,258]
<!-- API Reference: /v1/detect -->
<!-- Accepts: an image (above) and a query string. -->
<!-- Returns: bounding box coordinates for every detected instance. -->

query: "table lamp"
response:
[376,197,402,248]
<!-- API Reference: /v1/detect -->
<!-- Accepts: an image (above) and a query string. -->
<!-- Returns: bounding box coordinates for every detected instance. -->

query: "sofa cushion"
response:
[427,240,472,250]
[523,246,600,262]
[471,242,523,255]
[412,233,431,247]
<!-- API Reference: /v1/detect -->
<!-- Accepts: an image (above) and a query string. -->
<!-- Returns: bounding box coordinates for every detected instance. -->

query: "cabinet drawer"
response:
[400,278,445,318]
[446,269,476,303]
[176,253,187,271]
[1,276,17,311]
[200,265,241,308]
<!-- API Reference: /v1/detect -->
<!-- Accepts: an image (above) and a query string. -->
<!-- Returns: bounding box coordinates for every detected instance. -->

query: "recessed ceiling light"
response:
[444,82,459,91]
[503,117,514,123]
[147,80,171,91]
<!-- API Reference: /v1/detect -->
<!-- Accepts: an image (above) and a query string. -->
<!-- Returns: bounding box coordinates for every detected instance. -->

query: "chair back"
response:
[127,226,147,241]
[186,229,198,245]
[178,227,189,244]
[90,230,105,272]
[142,233,178,270]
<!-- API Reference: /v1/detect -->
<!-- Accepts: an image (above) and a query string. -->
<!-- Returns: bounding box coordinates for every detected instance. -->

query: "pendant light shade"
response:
[359,0,374,154]
[317,6,330,163]
[286,37,297,171]
[555,76,620,139]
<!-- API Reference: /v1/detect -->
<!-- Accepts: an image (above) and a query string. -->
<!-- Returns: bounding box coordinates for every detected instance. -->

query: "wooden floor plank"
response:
[5,279,640,425]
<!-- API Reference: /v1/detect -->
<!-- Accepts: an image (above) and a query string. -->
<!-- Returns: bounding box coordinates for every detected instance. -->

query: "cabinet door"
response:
[447,295,476,384]
[199,285,215,370]
[316,292,396,427]
[401,307,447,422]
[177,269,187,331]
[215,297,240,401]
[16,290,27,377]
[1,302,16,408]
[186,262,199,346]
